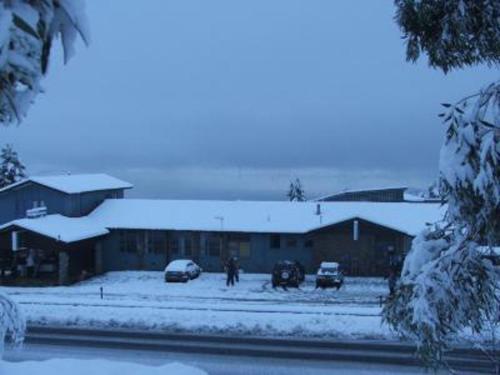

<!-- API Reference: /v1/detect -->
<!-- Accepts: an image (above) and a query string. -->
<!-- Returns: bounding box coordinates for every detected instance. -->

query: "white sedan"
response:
[164,259,202,283]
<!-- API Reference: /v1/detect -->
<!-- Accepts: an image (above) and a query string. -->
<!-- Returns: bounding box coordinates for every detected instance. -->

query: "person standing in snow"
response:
[225,257,237,287]
[233,257,240,283]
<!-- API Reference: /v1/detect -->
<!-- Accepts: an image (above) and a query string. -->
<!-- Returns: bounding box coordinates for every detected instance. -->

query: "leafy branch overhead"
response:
[0,0,90,124]
[385,0,500,369]
[395,0,500,72]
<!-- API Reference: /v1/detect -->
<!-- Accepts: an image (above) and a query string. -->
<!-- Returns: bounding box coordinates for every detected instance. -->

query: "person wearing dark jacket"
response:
[233,257,240,283]
[225,257,237,287]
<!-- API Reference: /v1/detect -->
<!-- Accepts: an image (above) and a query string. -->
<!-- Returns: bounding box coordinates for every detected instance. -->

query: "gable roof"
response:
[0,214,110,243]
[88,199,445,236]
[0,174,132,195]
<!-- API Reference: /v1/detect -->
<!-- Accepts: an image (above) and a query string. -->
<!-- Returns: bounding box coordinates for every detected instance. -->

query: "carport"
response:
[0,214,109,285]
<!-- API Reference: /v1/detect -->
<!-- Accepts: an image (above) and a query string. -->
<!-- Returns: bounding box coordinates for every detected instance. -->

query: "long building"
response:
[0,174,444,285]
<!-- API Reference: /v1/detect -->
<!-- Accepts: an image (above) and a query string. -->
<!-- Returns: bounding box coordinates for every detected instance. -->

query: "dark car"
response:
[164,259,201,283]
[271,260,303,288]
[315,262,344,289]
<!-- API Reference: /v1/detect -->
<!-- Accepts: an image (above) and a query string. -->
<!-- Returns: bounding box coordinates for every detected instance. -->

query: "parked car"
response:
[315,262,344,289]
[271,260,303,288]
[164,259,201,282]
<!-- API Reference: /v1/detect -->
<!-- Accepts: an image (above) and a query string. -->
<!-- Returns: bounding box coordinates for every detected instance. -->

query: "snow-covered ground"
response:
[3,272,391,339]
[1,272,496,342]
[0,358,206,375]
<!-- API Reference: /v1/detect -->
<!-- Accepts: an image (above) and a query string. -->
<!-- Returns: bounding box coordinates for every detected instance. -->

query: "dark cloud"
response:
[0,0,496,199]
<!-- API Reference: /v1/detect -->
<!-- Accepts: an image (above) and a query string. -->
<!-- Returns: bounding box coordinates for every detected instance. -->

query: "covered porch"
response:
[0,214,109,285]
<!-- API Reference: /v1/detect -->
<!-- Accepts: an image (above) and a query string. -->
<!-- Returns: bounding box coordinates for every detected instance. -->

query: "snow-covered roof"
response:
[314,186,408,200]
[0,214,109,243]
[0,173,132,194]
[88,199,445,236]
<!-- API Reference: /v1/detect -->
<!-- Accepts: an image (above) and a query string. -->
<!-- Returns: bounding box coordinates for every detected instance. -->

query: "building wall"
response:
[0,182,70,224]
[100,229,315,274]
[310,218,411,276]
[0,182,125,224]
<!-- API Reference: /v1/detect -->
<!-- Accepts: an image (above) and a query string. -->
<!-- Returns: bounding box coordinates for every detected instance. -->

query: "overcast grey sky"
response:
[1,1,497,200]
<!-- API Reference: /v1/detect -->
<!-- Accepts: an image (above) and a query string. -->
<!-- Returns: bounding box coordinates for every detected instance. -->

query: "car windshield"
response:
[322,268,338,273]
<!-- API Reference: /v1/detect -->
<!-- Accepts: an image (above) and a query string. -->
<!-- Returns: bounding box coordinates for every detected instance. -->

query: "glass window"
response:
[127,232,138,253]
[239,242,250,257]
[184,237,193,256]
[119,232,126,253]
[270,234,281,249]
[148,231,165,255]
[286,238,297,247]
[207,237,221,257]
[304,238,314,248]
[168,237,179,255]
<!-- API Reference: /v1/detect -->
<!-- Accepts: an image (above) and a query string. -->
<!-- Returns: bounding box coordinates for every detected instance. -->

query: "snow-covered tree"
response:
[384,0,500,368]
[0,144,26,188]
[0,0,90,124]
[395,0,500,73]
[0,292,25,357]
[287,178,306,202]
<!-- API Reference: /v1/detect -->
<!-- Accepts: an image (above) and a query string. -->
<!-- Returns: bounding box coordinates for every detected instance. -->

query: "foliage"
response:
[0,292,25,357]
[386,2,500,367]
[0,0,89,124]
[287,178,306,202]
[394,0,500,72]
[383,81,500,366]
[0,143,26,188]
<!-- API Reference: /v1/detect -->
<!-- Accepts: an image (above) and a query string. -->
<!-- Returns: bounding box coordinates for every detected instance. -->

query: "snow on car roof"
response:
[0,173,132,194]
[166,259,194,271]
[320,262,339,268]
[0,214,109,243]
[89,199,444,236]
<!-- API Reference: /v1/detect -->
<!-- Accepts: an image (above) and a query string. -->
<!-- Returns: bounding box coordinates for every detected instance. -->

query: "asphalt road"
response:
[3,326,496,374]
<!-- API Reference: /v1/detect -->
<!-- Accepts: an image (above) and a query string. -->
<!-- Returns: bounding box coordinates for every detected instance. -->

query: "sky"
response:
[1,1,497,200]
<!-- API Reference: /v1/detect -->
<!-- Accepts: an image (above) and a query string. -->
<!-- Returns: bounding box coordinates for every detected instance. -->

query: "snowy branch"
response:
[383,81,500,367]
[0,0,89,124]
[0,292,25,357]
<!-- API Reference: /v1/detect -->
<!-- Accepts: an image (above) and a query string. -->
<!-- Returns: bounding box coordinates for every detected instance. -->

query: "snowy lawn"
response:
[0,359,205,375]
[3,271,391,340]
[2,272,495,342]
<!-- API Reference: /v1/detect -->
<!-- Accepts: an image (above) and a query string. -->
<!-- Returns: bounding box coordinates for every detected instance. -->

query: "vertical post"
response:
[100,286,104,300]
[58,251,69,285]
[353,220,359,241]
[11,231,18,251]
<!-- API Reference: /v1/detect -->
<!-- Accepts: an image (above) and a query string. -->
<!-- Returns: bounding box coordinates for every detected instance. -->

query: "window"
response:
[148,231,165,255]
[119,231,138,253]
[184,237,193,256]
[239,242,250,257]
[126,232,138,253]
[207,237,221,257]
[168,238,179,255]
[286,238,297,248]
[304,238,314,248]
[270,234,281,249]
[119,232,126,252]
